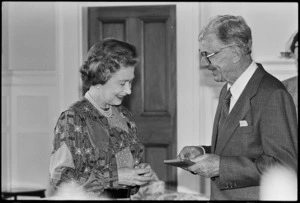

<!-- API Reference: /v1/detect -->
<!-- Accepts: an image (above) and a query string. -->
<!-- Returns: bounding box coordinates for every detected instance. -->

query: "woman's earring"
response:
[96,86,100,89]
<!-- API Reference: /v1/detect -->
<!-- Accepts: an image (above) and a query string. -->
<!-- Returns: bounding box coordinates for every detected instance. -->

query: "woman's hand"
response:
[118,166,154,186]
[134,163,157,180]
[83,180,104,196]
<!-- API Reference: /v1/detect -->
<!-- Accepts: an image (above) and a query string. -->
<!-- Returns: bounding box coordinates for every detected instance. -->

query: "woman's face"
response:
[100,66,135,106]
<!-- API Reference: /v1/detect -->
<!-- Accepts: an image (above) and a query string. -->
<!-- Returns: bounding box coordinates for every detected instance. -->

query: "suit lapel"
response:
[214,64,266,154]
[211,85,227,153]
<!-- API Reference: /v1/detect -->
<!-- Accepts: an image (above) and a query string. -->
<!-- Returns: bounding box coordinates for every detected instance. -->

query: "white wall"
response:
[2,2,58,190]
[1,1,298,198]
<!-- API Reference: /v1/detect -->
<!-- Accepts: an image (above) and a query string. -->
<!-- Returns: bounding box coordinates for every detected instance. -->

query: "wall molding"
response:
[255,57,296,65]
[2,70,57,86]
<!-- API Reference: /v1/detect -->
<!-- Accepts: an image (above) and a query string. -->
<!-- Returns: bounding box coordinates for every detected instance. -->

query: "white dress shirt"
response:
[227,61,258,113]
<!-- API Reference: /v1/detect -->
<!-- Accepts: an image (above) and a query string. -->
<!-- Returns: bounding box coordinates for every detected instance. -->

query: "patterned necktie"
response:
[215,88,232,149]
[219,88,232,127]
[224,88,232,115]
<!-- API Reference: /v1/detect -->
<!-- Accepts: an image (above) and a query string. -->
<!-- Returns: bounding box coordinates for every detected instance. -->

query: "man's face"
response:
[199,34,236,84]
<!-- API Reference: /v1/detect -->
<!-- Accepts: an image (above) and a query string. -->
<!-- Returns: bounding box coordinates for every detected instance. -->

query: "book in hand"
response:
[163,159,195,168]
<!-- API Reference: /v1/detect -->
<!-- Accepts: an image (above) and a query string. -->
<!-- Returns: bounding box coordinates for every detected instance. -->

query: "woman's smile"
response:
[116,95,125,100]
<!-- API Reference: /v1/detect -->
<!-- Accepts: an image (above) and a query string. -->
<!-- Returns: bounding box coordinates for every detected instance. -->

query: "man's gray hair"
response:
[198,15,252,54]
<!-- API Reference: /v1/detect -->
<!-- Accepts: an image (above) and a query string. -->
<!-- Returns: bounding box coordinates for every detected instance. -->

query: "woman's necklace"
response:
[85,92,112,117]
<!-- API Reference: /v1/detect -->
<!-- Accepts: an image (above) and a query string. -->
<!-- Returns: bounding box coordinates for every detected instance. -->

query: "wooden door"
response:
[87,5,177,190]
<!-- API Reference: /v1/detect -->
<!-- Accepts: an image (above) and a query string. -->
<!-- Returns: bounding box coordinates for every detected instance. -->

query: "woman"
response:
[48,38,154,199]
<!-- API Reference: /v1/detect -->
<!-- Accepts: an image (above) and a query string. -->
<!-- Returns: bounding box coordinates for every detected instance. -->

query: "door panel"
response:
[103,23,125,40]
[88,5,177,190]
[144,22,168,112]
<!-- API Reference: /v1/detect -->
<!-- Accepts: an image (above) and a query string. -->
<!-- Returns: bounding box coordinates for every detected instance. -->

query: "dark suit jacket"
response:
[207,63,298,200]
[282,76,298,118]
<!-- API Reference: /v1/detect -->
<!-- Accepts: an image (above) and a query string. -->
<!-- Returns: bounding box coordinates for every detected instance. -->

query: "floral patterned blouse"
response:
[48,97,144,197]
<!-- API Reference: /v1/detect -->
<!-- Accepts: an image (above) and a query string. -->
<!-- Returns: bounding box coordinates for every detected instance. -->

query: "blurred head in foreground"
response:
[260,165,297,201]
[47,181,108,200]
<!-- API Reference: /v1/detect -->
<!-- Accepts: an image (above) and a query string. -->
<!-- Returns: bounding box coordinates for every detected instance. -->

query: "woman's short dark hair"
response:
[80,38,138,89]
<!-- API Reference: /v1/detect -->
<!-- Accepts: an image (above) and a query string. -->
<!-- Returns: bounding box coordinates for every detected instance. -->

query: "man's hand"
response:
[187,154,220,178]
[178,146,205,160]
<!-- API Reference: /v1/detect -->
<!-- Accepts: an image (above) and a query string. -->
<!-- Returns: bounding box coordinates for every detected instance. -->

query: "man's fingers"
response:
[191,153,207,162]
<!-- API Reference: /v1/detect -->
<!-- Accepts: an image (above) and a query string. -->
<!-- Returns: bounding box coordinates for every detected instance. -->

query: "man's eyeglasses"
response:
[199,44,240,65]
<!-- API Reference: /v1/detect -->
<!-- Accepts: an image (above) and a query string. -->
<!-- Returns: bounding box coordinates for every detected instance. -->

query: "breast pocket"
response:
[236,126,254,134]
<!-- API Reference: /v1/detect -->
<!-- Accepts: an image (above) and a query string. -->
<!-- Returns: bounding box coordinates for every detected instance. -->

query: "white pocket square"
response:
[239,120,248,127]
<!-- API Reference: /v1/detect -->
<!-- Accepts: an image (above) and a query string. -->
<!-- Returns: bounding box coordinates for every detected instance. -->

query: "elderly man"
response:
[178,15,298,200]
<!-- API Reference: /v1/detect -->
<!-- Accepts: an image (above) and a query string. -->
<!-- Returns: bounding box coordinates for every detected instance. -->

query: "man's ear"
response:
[232,46,242,63]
